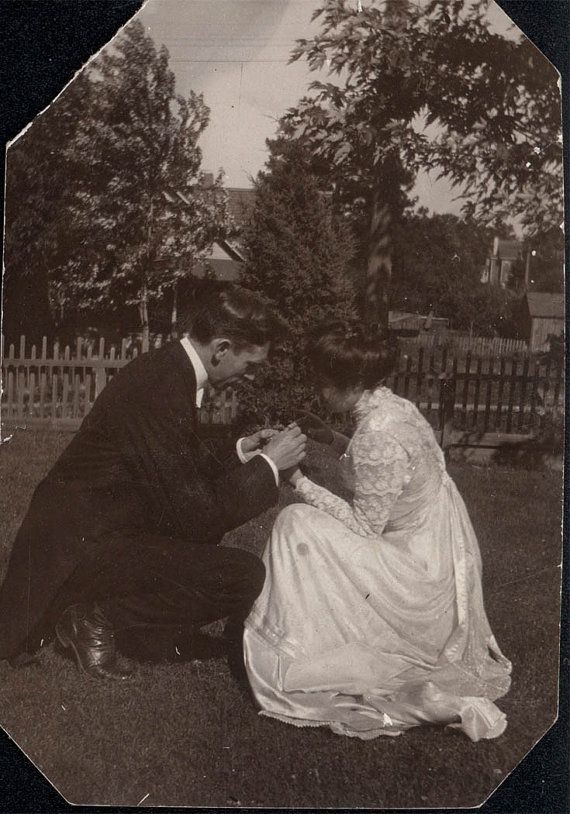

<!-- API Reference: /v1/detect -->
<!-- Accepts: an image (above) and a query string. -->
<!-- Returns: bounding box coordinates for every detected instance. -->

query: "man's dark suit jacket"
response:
[0,341,278,659]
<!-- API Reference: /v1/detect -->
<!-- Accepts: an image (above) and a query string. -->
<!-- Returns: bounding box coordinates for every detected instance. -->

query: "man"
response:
[0,282,306,679]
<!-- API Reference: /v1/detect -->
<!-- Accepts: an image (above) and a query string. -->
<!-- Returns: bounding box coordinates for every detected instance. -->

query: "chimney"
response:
[201,172,214,188]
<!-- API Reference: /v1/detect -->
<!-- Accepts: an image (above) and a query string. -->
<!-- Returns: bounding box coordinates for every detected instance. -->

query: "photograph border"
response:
[0,1,567,811]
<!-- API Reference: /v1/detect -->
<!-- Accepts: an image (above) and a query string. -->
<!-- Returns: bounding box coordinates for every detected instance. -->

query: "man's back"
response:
[49,342,195,489]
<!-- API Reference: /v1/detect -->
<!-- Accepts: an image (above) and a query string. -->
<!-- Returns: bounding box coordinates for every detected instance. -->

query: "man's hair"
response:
[181,281,288,349]
[307,321,398,390]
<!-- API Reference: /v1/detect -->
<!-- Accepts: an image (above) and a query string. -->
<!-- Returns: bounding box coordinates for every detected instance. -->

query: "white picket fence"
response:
[401,333,529,357]
[0,334,238,430]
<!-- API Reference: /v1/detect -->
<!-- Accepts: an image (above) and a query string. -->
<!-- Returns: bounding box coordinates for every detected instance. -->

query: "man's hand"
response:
[240,428,278,455]
[263,424,307,471]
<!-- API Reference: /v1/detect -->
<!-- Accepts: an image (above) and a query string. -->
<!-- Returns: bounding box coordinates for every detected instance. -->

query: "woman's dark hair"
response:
[181,281,288,349]
[308,322,398,390]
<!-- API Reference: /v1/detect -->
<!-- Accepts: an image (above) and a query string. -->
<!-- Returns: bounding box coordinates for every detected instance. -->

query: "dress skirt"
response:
[244,475,511,742]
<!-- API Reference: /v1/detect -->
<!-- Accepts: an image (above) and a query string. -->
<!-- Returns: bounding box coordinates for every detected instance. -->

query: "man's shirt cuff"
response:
[236,439,279,486]
[236,438,248,463]
[258,453,279,486]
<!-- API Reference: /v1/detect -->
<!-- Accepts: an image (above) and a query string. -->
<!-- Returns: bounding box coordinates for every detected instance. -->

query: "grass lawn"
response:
[0,429,563,808]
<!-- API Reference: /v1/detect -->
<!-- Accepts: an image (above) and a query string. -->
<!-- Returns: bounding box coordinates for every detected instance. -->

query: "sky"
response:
[130,0,519,215]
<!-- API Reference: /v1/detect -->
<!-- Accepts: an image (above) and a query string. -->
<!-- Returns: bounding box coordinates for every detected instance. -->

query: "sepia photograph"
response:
[0,0,566,809]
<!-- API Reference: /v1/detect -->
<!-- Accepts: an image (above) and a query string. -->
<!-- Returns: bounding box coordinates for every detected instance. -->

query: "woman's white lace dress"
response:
[243,388,511,741]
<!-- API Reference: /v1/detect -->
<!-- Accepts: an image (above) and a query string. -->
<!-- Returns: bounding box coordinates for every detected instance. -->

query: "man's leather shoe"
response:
[56,603,134,680]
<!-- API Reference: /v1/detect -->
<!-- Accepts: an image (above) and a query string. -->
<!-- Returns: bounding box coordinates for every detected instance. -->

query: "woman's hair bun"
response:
[307,321,398,390]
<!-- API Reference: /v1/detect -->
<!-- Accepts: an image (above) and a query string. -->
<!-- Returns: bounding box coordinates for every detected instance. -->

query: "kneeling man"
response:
[0,283,305,678]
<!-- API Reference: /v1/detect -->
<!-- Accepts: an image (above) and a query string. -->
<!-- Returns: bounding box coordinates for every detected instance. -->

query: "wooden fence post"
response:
[506,357,518,434]
[438,370,456,450]
[460,352,471,431]
[472,356,483,430]
[517,356,530,432]
[496,357,506,432]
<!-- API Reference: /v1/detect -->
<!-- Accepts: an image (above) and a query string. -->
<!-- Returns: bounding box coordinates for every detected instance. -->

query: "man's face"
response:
[208,340,270,389]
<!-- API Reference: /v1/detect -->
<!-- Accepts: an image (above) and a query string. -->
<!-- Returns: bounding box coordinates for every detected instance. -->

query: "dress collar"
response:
[180,336,208,407]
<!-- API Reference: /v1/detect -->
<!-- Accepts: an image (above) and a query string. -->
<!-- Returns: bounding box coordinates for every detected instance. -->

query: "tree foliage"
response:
[3,72,94,341]
[281,0,563,324]
[238,142,357,422]
[390,211,516,334]
[4,20,231,343]
[508,227,565,294]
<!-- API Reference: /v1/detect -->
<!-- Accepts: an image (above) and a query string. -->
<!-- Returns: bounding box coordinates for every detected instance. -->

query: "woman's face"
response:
[319,382,363,413]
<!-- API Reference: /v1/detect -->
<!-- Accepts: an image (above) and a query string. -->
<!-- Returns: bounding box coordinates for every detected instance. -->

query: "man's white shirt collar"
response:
[180,336,208,408]
[179,336,279,486]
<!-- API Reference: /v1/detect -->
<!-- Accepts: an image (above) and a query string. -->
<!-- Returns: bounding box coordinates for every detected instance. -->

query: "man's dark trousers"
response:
[0,342,277,662]
[55,529,266,661]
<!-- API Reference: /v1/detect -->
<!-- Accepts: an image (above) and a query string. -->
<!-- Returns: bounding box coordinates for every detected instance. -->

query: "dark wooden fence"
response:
[1,335,564,436]
[391,346,564,436]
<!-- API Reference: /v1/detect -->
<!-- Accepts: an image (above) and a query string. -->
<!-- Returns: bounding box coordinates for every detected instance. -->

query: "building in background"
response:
[481,237,523,287]
[168,176,255,281]
[192,237,245,281]
[194,187,255,280]
[518,292,564,351]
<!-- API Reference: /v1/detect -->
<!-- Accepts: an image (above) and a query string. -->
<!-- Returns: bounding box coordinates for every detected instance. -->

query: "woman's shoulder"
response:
[355,387,416,425]
[355,388,431,448]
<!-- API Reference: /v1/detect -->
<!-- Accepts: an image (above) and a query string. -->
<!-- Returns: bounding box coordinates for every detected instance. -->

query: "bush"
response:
[238,143,357,423]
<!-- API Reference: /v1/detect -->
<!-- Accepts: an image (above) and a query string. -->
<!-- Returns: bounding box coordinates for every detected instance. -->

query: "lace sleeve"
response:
[295,420,410,538]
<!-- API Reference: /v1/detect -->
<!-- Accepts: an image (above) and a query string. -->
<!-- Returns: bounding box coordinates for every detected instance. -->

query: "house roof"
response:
[526,292,565,318]
[211,239,245,263]
[193,257,241,282]
[227,188,256,225]
[163,183,256,228]
[192,239,244,282]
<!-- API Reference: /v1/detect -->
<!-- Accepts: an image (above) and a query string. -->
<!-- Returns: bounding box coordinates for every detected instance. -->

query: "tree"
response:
[61,20,233,345]
[390,211,502,324]
[282,0,562,327]
[238,143,357,422]
[508,227,565,294]
[3,71,95,342]
[388,210,519,336]
[4,20,232,345]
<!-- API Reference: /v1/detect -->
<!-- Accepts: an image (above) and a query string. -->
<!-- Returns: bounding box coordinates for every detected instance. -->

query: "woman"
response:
[243,324,511,741]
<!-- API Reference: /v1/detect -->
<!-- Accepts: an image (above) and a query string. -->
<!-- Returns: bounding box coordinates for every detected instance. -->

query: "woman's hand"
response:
[283,467,304,486]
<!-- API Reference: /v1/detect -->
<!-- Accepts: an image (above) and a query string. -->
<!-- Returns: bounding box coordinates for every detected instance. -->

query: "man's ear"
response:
[211,338,231,365]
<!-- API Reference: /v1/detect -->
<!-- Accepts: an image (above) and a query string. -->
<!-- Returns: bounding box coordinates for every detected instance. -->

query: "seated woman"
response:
[243,323,511,742]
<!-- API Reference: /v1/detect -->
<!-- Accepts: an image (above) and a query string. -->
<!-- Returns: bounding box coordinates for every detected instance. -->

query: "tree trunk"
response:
[361,0,409,329]
[170,281,178,339]
[141,198,154,352]
[365,145,412,329]
[139,282,150,352]
[365,191,392,328]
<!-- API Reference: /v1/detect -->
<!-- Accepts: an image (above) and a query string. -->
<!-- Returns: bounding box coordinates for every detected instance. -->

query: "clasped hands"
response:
[241,424,306,484]
[240,411,336,486]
